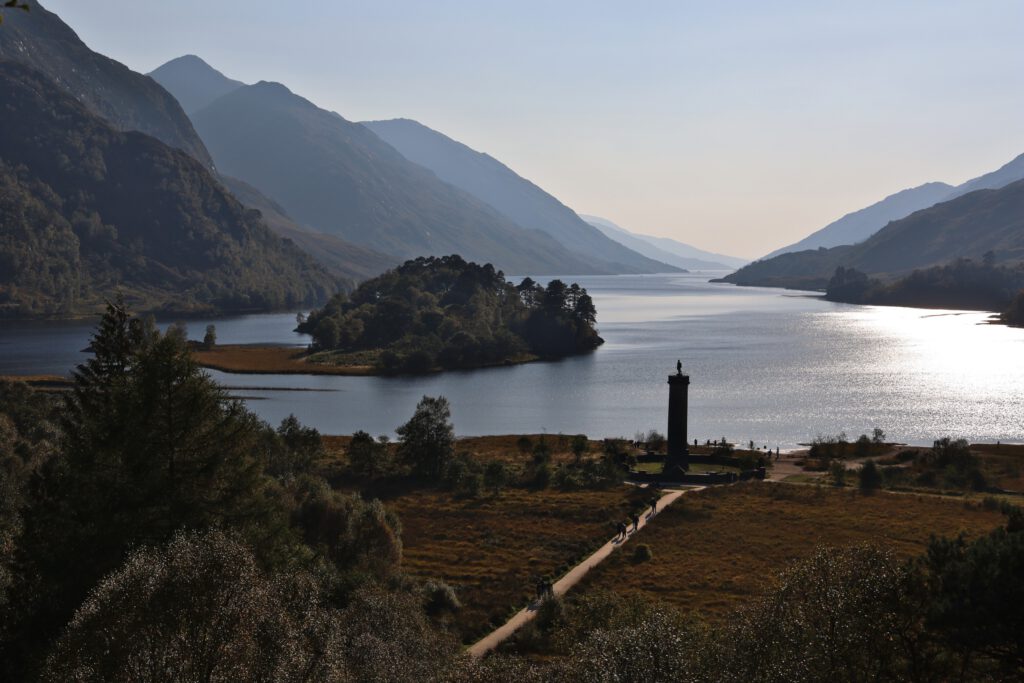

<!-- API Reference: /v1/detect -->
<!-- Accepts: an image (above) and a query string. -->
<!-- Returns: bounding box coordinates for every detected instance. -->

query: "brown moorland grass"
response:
[574,481,1006,620]
[0,375,72,391]
[382,484,651,643]
[192,344,375,375]
[318,434,620,479]
[191,344,544,376]
[970,443,1024,492]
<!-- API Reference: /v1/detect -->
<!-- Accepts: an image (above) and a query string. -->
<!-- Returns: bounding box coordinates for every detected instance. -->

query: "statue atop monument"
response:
[676,359,682,375]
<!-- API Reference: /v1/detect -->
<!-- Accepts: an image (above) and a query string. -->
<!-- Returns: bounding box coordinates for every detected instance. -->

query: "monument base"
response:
[662,450,690,475]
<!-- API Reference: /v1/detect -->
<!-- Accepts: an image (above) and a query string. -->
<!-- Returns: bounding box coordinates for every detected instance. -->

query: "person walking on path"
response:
[631,513,640,533]
[650,498,658,517]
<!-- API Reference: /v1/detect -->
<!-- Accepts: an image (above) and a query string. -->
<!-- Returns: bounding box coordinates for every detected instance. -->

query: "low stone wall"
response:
[634,453,758,469]
[627,467,765,486]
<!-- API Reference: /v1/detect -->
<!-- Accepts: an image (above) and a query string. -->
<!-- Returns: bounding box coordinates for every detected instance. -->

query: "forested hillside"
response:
[826,261,1024,313]
[0,61,338,317]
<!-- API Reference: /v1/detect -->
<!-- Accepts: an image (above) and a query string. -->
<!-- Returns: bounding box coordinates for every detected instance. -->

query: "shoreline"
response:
[192,344,376,376]
[190,343,548,377]
[711,279,1017,325]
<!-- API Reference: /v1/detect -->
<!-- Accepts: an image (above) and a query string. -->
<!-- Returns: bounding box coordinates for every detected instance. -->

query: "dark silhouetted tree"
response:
[396,396,454,481]
[859,460,882,492]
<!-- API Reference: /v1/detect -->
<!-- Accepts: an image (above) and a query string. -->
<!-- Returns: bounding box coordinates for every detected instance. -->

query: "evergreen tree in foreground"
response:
[6,301,296,675]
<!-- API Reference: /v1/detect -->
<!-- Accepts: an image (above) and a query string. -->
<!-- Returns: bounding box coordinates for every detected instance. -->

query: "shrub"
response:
[460,472,483,498]
[633,544,653,563]
[712,438,734,457]
[859,460,882,492]
[532,441,551,465]
[735,451,762,471]
[423,580,461,616]
[571,434,589,464]
[554,466,577,491]
[532,463,552,490]
[536,594,565,630]
[829,460,847,487]
[483,461,508,496]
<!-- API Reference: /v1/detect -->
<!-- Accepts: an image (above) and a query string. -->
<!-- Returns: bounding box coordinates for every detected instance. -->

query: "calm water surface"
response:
[2,273,1022,448]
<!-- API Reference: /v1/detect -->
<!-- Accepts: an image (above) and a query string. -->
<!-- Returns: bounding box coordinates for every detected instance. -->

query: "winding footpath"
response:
[467,485,704,659]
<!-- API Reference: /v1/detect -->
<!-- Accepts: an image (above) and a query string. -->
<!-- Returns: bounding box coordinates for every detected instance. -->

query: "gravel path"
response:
[467,485,705,659]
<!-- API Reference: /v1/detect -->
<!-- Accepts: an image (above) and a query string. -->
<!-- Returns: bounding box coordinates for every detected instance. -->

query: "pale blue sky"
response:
[46,0,1024,257]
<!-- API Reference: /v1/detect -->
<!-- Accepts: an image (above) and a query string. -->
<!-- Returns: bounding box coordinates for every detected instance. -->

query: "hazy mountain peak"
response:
[161,54,214,68]
[149,54,245,114]
[761,181,956,260]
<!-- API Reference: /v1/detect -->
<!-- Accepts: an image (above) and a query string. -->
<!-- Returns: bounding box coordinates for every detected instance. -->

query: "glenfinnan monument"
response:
[665,359,690,474]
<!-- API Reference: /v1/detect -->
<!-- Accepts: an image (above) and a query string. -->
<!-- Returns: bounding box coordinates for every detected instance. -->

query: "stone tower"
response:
[665,360,690,473]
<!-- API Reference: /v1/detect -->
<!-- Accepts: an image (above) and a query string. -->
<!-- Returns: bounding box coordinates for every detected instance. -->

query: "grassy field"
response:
[382,485,651,643]
[574,481,1006,620]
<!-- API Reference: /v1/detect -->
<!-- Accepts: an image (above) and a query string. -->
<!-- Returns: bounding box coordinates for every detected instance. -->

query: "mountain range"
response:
[0,58,337,317]
[765,153,1024,259]
[150,56,692,276]
[580,215,748,271]
[721,179,1024,290]
[187,80,605,275]
[361,118,676,274]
